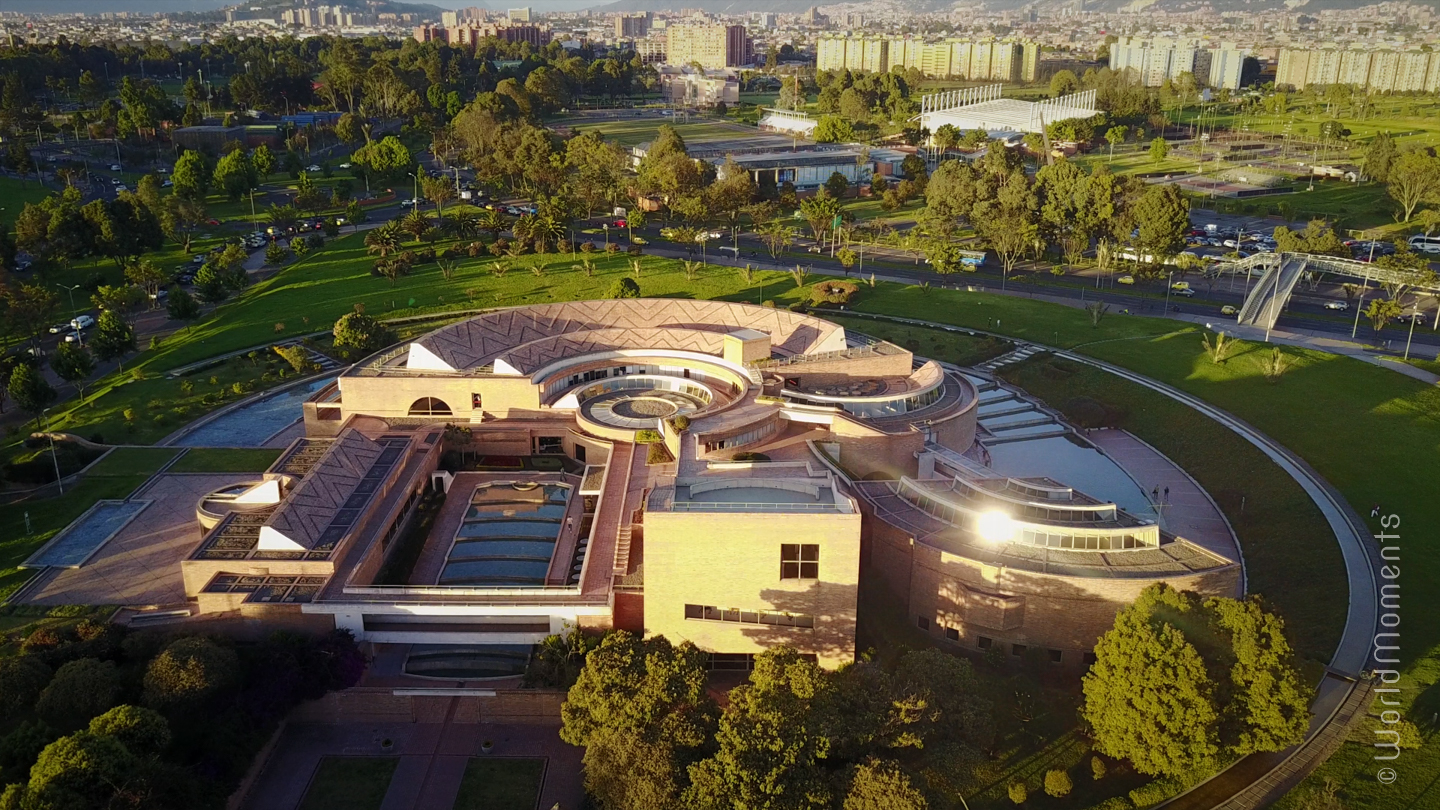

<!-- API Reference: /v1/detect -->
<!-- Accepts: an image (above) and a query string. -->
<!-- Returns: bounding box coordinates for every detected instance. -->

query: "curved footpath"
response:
[839,311,1383,810]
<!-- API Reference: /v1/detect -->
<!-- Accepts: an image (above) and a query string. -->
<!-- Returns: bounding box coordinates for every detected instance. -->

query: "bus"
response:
[958,249,986,268]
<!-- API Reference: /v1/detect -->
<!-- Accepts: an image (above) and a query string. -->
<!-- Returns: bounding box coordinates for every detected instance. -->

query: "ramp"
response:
[1238,255,1308,330]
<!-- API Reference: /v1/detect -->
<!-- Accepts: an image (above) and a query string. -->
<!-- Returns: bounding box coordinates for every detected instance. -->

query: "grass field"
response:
[452,758,545,810]
[0,176,57,211]
[297,757,398,810]
[0,473,151,598]
[555,116,764,147]
[169,447,282,473]
[83,446,179,476]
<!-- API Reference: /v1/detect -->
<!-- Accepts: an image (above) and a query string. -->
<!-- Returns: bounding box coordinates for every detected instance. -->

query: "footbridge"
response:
[1222,251,1440,330]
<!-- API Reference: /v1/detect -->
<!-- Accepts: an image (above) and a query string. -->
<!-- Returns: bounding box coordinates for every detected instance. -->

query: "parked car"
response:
[1172,288,1195,297]
[1324,301,1349,311]
[1406,234,1440,254]
[161,180,173,187]
[306,164,321,172]
[115,185,128,192]
[1221,305,1238,316]
[71,315,96,330]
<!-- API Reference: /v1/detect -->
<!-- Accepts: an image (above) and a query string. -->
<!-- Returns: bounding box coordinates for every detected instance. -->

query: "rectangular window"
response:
[945,627,960,642]
[684,604,703,619]
[684,604,813,629]
[917,616,930,630]
[1011,644,1027,657]
[1048,649,1063,664]
[536,436,563,454]
[574,445,587,463]
[977,636,992,650]
[780,544,819,580]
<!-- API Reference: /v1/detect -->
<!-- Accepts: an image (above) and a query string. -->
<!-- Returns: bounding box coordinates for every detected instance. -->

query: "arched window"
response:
[407,397,453,417]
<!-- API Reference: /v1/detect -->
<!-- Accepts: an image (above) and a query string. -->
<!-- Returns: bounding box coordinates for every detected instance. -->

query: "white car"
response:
[1324,301,1349,311]
[109,164,122,171]
[71,315,96,330]
[338,162,352,169]
[115,185,128,192]
[161,180,173,187]
[307,164,321,172]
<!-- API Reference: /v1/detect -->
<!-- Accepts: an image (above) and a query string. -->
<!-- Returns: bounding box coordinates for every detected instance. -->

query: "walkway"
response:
[241,718,582,810]
[1087,429,1242,567]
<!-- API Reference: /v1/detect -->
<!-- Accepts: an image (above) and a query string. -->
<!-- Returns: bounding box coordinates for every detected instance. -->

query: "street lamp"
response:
[58,283,84,346]
[1404,308,1419,360]
[406,172,421,215]
[43,409,63,495]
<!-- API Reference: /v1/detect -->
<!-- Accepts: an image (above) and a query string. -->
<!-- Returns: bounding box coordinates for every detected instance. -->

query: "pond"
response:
[174,376,337,448]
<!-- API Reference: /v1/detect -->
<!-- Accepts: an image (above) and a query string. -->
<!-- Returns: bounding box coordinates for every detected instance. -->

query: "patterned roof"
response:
[408,299,847,372]
[496,327,729,376]
[260,430,405,552]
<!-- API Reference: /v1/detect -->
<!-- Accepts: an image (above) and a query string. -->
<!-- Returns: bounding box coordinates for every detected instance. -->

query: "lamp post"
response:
[406,172,420,215]
[58,283,84,346]
[1404,308,1419,360]
[43,409,63,495]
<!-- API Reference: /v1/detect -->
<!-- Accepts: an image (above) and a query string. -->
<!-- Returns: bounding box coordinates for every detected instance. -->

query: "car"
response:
[1171,281,1191,291]
[111,178,121,185]
[71,315,95,330]
[157,167,169,174]
[161,180,173,187]
[1324,301,1349,311]
[115,185,128,192]
[48,322,76,335]
[150,289,169,301]
[1116,275,1135,285]
[1172,288,1195,297]
[338,162,352,169]
[64,333,83,344]
[109,164,121,171]
[612,219,627,228]
[306,164,321,172]
[1221,305,1238,316]
[399,198,416,207]
[1407,235,1440,254]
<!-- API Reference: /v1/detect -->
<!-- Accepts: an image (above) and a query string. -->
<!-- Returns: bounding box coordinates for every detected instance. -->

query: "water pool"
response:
[465,503,568,521]
[175,376,337,447]
[404,644,533,679]
[24,500,150,568]
[439,558,551,586]
[986,435,1155,520]
[448,539,557,561]
[456,520,563,540]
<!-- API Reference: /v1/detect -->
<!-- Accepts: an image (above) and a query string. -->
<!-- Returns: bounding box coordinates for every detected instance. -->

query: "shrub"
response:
[634,429,662,444]
[1129,776,1188,807]
[580,241,596,253]
[273,344,317,374]
[669,415,690,431]
[0,658,54,720]
[627,243,643,256]
[808,279,860,306]
[265,242,288,265]
[1092,756,1108,781]
[605,242,621,254]
[646,443,673,465]
[1045,769,1073,798]
[36,659,121,730]
[467,242,484,257]
[1084,799,1133,810]
[333,312,396,353]
[142,637,239,712]
[730,452,770,462]
[88,705,171,754]
[1008,781,1028,805]
[607,277,640,299]
[489,238,510,256]
[787,301,807,312]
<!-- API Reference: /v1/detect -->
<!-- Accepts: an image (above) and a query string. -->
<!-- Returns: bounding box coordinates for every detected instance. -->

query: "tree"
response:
[7,363,56,424]
[1131,184,1190,266]
[52,343,96,405]
[757,222,795,263]
[1008,782,1028,805]
[814,115,855,144]
[125,259,167,303]
[171,150,209,201]
[365,222,404,258]
[1045,769,1074,798]
[707,159,757,235]
[421,175,457,216]
[799,193,842,243]
[0,657,52,721]
[252,143,277,179]
[1272,220,1349,258]
[1149,136,1170,164]
[4,283,60,349]
[23,730,139,809]
[843,760,928,810]
[1051,69,1081,96]
[1363,132,1398,183]
[1083,584,1311,777]
[561,633,716,810]
[333,312,396,353]
[89,310,136,369]
[88,705,170,755]
[1365,298,1403,334]
[142,636,239,713]
[824,171,850,200]
[161,196,207,253]
[37,659,122,730]
[1105,125,1128,162]
[1387,150,1440,222]
[167,288,200,321]
[351,135,412,181]
[607,277,641,299]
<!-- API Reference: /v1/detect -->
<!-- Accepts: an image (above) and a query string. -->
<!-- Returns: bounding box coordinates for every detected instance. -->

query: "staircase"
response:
[975,344,1042,373]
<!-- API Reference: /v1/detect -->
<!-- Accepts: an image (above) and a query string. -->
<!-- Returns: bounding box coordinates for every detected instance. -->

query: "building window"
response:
[945,627,960,642]
[536,436,563,454]
[407,397,452,416]
[1083,652,1098,667]
[685,604,813,628]
[781,544,819,580]
[977,636,992,650]
[708,653,755,671]
[1048,649,1063,664]
[574,445,587,463]
[917,616,930,630]
[471,393,482,409]
[1011,644,1027,657]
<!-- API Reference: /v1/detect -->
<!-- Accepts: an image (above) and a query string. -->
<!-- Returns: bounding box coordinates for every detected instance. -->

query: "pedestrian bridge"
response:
[1220,252,1440,330]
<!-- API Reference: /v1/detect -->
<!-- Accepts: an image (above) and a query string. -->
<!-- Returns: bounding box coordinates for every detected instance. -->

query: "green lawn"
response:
[452,757,545,810]
[169,447,282,473]
[297,757,398,810]
[83,446,180,476]
[0,474,150,598]
[826,314,1014,369]
[554,116,761,147]
[0,176,56,211]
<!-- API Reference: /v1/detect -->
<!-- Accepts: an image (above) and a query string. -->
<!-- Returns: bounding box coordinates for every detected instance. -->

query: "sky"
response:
[0,0,608,12]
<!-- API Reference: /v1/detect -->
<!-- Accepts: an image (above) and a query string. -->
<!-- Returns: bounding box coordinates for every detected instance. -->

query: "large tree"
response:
[89,310,136,369]
[52,342,96,405]
[171,150,210,201]
[1131,183,1189,266]
[1388,150,1440,222]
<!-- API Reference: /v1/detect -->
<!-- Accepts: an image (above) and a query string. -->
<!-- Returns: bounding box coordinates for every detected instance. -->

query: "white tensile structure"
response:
[918,85,1099,135]
[758,108,818,137]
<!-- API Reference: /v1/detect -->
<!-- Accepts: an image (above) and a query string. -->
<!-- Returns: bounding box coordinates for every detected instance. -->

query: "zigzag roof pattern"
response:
[497,327,730,376]
[264,429,387,551]
[409,299,846,372]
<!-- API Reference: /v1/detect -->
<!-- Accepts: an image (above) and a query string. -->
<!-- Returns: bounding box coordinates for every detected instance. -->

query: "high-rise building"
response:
[665,23,752,69]
[508,7,532,22]
[1109,38,1244,90]
[816,35,1037,82]
[615,12,650,39]
[753,12,776,28]
[1275,46,1440,92]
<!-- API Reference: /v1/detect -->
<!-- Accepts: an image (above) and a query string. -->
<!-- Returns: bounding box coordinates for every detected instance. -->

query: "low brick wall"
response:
[289,687,565,724]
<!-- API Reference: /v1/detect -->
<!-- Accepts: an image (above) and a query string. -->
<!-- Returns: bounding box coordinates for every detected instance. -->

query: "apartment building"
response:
[615,12,651,39]
[1109,37,1246,90]
[1276,46,1440,92]
[665,23,752,69]
[815,35,1039,83]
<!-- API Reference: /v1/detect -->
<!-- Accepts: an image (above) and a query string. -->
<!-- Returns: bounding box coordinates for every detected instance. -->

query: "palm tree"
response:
[477,209,506,240]
[365,222,403,258]
[572,258,597,277]
[446,209,479,239]
[532,214,566,254]
[682,259,703,281]
[400,210,430,243]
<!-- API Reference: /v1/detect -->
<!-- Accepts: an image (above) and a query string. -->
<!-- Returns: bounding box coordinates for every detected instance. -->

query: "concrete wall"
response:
[338,374,543,423]
[289,687,565,724]
[780,350,913,388]
[644,510,861,668]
